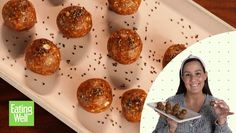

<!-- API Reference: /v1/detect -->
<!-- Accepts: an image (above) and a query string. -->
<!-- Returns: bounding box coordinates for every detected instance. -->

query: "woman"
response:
[153,55,233,133]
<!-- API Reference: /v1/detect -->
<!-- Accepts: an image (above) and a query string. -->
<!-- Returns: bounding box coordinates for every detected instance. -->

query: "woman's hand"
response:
[166,118,177,133]
[211,100,234,125]
[156,113,177,132]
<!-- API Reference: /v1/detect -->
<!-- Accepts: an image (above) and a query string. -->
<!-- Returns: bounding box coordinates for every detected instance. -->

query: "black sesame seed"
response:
[66,60,70,64]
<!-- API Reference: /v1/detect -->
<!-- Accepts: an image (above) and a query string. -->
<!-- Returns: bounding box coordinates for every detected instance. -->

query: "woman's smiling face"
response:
[181,61,207,95]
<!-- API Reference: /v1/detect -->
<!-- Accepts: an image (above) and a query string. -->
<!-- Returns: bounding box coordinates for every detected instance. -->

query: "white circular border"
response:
[141,31,236,133]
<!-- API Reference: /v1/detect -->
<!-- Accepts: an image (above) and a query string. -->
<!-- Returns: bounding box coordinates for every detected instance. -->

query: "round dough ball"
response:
[107,29,143,64]
[177,109,187,120]
[57,6,92,38]
[77,78,113,113]
[156,102,165,111]
[121,89,147,122]
[108,0,141,15]
[25,38,61,75]
[162,44,186,68]
[2,0,37,31]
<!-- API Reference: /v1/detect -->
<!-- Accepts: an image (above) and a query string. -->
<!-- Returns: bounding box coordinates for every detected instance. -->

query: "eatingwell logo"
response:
[9,101,34,126]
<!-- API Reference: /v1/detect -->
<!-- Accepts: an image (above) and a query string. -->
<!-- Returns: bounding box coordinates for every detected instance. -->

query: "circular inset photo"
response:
[141,31,236,133]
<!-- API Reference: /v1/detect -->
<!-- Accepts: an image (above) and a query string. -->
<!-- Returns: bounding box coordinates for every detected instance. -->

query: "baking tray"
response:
[0,0,234,133]
[147,102,201,123]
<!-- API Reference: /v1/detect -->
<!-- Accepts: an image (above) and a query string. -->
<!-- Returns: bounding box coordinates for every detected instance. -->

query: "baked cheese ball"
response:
[108,0,141,15]
[77,78,113,113]
[121,89,147,122]
[107,29,143,64]
[25,38,61,75]
[162,44,186,68]
[56,6,92,38]
[2,0,37,31]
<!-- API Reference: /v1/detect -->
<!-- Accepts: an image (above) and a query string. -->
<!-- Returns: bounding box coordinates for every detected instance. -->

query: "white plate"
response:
[147,102,201,123]
[0,0,234,133]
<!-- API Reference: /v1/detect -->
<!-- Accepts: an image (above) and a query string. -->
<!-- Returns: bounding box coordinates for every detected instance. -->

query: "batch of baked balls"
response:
[156,102,188,120]
[2,0,186,122]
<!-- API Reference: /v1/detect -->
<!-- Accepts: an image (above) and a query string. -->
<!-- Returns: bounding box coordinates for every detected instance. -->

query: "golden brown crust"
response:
[108,0,141,15]
[165,101,172,114]
[77,78,113,113]
[176,109,187,120]
[25,38,61,75]
[107,29,142,64]
[172,103,180,116]
[156,102,165,111]
[121,89,147,122]
[2,0,37,31]
[158,102,188,120]
[57,6,92,38]
[162,44,186,68]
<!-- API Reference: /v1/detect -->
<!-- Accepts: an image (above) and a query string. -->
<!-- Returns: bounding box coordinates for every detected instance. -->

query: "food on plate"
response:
[172,103,180,116]
[162,44,186,68]
[165,101,172,114]
[2,0,37,31]
[77,78,113,113]
[107,28,143,64]
[156,102,165,111]
[108,0,141,15]
[25,38,61,75]
[56,6,92,38]
[121,89,147,122]
[176,109,187,120]
[155,102,188,120]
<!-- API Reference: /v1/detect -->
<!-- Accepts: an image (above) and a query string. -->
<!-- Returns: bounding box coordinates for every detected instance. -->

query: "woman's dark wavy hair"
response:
[176,58,212,95]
